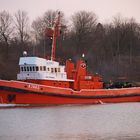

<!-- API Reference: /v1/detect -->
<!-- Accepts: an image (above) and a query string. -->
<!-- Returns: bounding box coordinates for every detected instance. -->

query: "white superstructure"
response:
[17,57,69,81]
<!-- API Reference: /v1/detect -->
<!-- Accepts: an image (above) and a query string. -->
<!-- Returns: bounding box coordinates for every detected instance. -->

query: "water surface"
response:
[0,103,140,140]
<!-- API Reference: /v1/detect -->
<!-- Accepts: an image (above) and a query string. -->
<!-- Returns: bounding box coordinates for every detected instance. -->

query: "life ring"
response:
[81,63,86,69]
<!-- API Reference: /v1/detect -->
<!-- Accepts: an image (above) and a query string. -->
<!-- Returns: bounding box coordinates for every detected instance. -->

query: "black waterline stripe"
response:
[0,86,140,99]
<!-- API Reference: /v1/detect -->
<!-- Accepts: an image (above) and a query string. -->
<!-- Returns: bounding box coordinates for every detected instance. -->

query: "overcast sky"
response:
[0,0,140,23]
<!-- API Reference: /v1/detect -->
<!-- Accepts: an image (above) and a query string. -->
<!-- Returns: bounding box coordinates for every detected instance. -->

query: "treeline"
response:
[0,10,140,81]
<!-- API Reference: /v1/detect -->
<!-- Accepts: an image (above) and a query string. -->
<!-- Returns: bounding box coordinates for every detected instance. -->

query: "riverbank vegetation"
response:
[0,10,139,81]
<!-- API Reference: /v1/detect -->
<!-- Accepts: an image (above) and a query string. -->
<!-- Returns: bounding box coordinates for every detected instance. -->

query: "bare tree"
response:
[71,11,98,56]
[32,10,65,41]
[0,10,13,46]
[14,10,29,44]
[43,10,58,28]
[32,10,66,58]
[32,17,45,41]
[102,15,140,80]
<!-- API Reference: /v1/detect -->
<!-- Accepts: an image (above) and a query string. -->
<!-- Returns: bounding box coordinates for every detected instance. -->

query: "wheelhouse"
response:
[17,57,68,81]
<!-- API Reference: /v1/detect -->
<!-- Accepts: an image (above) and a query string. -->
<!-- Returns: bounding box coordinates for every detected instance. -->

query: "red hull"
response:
[0,80,140,105]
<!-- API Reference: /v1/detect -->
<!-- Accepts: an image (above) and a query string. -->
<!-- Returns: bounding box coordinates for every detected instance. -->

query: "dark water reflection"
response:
[0,103,140,140]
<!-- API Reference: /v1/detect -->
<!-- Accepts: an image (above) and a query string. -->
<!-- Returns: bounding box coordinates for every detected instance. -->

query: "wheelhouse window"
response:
[55,68,57,72]
[24,67,26,71]
[32,66,35,71]
[21,66,37,72]
[51,68,54,73]
[43,66,46,71]
[30,66,32,71]
[58,68,60,72]
[36,66,39,71]
[21,67,24,71]
[40,66,43,71]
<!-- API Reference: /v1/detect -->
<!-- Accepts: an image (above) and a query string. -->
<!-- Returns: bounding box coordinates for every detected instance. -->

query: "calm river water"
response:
[0,103,140,140]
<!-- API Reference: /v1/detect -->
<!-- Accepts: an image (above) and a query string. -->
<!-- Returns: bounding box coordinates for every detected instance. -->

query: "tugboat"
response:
[0,12,140,105]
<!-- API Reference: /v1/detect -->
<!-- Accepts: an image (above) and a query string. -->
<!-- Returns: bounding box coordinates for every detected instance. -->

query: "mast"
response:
[51,12,61,61]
